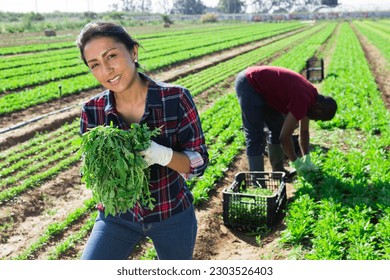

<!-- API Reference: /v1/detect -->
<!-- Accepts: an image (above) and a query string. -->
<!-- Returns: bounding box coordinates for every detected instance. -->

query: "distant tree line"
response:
[109,0,336,14]
[0,0,340,33]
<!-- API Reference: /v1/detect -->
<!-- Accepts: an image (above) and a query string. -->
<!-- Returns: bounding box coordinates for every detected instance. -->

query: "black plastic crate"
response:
[306,57,324,83]
[222,172,286,229]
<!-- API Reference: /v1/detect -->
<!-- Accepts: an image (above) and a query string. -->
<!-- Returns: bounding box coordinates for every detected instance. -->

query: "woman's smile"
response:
[108,74,122,85]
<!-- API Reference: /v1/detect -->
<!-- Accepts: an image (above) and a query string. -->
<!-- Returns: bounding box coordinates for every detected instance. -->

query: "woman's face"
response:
[83,36,138,94]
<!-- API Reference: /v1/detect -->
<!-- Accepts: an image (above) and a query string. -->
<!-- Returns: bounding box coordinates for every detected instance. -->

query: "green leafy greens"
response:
[80,123,160,217]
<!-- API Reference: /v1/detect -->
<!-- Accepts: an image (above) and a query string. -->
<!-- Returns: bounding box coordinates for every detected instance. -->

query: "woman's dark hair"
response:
[76,22,140,67]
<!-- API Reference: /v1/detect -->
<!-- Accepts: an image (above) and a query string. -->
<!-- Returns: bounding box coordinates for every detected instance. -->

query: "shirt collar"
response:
[140,72,163,108]
[104,90,116,115]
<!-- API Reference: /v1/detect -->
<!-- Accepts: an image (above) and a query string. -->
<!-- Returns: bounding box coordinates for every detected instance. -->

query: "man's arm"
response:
[279,112,299,162]
[299,116,310,156]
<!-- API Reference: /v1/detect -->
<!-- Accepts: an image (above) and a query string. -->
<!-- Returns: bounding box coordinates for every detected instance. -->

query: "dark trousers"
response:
[235,70,285,157]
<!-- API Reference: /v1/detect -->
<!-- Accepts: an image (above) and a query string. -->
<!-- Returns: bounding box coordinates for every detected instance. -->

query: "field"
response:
[0,19,389,260]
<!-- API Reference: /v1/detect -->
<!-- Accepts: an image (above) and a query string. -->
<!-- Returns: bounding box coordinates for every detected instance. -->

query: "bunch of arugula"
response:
[80,123,160,217]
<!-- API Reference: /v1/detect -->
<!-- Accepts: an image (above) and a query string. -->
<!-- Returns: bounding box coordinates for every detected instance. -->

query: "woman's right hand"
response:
[140,141,173,167]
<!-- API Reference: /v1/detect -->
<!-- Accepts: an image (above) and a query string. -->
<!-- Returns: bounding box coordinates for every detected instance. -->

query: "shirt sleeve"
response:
[177,88,209,179]
[180,150,204,180]
[80,105,89,135]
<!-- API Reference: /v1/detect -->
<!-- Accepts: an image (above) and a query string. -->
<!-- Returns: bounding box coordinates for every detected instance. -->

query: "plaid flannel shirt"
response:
[80,73,208,222]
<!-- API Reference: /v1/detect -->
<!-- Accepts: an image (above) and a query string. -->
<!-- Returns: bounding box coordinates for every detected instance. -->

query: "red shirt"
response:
[245,66,318,121]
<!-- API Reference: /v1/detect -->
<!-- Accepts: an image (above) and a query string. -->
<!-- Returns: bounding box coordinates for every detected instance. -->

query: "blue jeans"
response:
[81,205,197,260]
[235,70,285,156]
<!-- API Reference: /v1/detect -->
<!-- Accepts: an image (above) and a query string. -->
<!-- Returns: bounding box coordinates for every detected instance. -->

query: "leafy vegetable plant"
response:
[79,123,160,216]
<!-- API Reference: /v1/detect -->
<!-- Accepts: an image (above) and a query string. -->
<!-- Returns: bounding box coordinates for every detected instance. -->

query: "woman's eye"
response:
[108,54,116,60]
[89,63,98,70]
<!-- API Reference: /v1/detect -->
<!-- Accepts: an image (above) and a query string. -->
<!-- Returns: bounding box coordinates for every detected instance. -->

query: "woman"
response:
[77,22,208,260]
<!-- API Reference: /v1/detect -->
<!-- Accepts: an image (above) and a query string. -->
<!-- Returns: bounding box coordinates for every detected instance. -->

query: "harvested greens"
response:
[80,123,160,216]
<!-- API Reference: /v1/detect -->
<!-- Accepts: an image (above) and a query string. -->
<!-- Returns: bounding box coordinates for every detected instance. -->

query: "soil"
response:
[352,24,390,110]
[0,22,389,261]
[192,154,295,260]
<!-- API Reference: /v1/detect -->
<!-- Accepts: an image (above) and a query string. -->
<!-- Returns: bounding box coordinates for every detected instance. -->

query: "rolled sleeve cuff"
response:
[181,150,204,180]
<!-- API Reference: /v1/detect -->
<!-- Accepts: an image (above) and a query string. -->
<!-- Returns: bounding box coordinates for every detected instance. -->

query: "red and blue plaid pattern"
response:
[80,73,208,222]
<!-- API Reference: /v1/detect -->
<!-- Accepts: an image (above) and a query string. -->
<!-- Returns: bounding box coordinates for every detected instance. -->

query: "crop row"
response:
[0,41,75,56]
[0,24,247,70]
[177,22,334,98]
[139,22,303,64]
[353,20,390,64]
[0,48,78,70]
[280,22,390,260]
[358,20,390,35]
[1,22,331,259]
[0,57,81,80]
[0,22,304,114]
[1,64,88,93]
[270,22,336,71]
[0,21,334,203]
[0,23,253,56]
[1,22,302,73]
[322,23,389,134]
[3,20,387,260]
[0,121,80,202]
[1,22,301,93]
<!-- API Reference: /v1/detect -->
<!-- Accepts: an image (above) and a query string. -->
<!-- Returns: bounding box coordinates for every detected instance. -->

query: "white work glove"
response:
[302,154,319,172]
[140,141,173,167]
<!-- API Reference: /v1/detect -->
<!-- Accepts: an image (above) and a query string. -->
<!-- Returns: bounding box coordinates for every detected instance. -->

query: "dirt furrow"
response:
[0,164,91,259]
[352,23,390,111]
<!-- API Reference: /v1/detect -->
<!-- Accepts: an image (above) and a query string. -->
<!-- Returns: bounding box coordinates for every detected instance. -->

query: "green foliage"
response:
[218,0,245,13]
[80,123,160,216]
[173,0,205,15]
[24,12,45,22]
[83,12,98,20]
[2,21,389,260]
[161,14,173,25]
[140,239,158,260]
[271,22,337,72]
[320,23,390,134]
[280,195,316,245]
[0,126,81,203]
[281,139,390,260]
[274,21,390,260]
[103,11,126,20]
[0,22,305,115]
[354,20,390,66]
[200,13,218,23]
